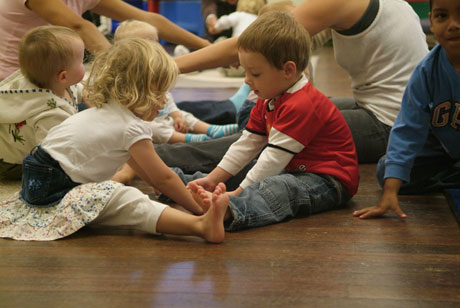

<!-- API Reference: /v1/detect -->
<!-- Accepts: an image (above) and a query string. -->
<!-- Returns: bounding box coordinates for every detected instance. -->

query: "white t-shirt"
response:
[42,101,153,183]
[331,0,428,126]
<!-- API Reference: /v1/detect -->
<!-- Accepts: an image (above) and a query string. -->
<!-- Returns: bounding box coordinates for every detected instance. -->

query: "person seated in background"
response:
[175,0,266,78]
[201,0,238,42]
[0,0,211,81]
[0,26,85,180]
[353,0,460,219]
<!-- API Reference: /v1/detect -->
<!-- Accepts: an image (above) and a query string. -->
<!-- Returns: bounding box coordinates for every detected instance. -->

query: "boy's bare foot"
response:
[200,183,229,243]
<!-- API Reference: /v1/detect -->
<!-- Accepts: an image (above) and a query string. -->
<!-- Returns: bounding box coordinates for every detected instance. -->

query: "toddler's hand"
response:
[206,15,222,35]
[174,117,188,133]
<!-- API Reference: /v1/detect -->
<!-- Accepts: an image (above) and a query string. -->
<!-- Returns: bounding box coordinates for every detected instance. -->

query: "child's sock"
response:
[207,124,239,139]
[229,83,251,112]
[185,134,210,143]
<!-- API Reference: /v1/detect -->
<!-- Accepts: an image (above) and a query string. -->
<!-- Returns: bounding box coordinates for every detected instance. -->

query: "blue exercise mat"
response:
[444,189,460,226]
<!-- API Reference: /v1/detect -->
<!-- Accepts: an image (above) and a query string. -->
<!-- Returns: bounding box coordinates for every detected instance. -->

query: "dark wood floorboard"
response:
[1,47,459,308]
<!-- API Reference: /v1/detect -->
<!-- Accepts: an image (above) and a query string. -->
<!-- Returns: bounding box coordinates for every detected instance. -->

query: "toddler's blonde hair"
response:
[237,11,310,72]
[19,25,82,88]
[85,38,178,120]
[258,0,295,15]
[114,19,159,42]
[236,0,266,15]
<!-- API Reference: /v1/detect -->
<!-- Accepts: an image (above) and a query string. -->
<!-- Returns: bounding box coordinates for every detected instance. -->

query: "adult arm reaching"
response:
[174,0,369,73]
[27,0,210,54]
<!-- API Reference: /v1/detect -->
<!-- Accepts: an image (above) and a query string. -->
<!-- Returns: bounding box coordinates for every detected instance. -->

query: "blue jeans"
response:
[174,168,351,232]
[236,99,255,130]
[377,154,460,194]
[20,146,80,207]
[331,97,392,163]
[176,99,236,125]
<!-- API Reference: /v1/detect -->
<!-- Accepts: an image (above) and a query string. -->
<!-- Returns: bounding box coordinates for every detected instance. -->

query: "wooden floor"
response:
[1,47,460,308]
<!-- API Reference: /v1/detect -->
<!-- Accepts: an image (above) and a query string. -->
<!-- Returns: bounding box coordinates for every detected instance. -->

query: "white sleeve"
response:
[125,121,154,150]
[217,129,267,175]
[239,128,305,188]
[214,15,233,31]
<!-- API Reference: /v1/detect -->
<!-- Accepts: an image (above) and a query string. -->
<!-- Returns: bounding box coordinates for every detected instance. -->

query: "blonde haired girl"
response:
[0,38,228,243]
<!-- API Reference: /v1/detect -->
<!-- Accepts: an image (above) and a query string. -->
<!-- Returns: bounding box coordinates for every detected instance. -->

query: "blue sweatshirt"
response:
[384,44,460,182]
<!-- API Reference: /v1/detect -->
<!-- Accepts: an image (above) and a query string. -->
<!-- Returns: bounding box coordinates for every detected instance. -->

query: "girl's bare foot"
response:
[188,182,212,212]
[200,183,229,243]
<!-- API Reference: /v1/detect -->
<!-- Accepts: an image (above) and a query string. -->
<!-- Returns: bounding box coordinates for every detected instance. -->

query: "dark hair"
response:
[429,0,432,11]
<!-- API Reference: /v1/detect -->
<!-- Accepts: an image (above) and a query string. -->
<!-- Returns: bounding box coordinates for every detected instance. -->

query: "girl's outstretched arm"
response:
[128,139,203,215]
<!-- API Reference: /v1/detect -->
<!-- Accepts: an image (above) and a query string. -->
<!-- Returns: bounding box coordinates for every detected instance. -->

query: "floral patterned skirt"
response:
[0,181,121,241]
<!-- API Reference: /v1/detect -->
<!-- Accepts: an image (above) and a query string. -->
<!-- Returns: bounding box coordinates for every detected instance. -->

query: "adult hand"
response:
[27,0,111,54]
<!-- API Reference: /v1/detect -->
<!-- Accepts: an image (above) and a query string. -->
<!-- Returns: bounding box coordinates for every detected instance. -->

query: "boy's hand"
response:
[353,178,407,219]
[188,177,217,192]
[174,117,188,133]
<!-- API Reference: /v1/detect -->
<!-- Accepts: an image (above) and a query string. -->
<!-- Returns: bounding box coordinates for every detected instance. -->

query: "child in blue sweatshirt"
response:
[354,0,460,219]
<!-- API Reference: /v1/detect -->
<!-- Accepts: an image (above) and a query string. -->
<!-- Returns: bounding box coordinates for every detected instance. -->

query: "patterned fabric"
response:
[0,181,121,241]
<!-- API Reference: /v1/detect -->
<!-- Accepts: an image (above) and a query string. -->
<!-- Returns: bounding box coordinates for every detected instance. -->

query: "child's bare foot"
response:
[188,182,212,212]
[200,183,229,243]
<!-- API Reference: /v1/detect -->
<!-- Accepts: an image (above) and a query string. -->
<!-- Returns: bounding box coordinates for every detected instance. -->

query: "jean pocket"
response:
[20,160,53,205]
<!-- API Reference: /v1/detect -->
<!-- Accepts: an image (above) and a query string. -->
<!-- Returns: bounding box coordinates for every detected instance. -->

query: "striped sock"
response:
[207,124,239,139]
[185,134,210,143]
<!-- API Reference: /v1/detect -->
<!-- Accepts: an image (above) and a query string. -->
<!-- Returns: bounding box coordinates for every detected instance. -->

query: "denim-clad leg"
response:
[176,99,236,125]
[236,99,256,130]
[20,146,79,206]
[330,97,391,163]
[377,154,460,194]
[225,172,351,231]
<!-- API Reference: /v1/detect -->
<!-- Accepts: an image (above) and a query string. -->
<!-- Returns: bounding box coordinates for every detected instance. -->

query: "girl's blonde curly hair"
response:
[85,38,178,120]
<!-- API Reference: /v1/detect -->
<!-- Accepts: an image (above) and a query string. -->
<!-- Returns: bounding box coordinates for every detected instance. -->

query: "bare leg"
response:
[156,183,229,243]
[111,163,136,185]
[168,132,186,143]
[191,121,210,134]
